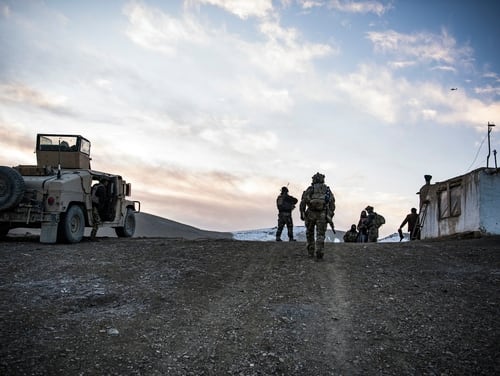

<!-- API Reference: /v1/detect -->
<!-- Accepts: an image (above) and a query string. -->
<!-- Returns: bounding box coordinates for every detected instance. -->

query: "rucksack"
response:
[307,183,329,211]
[277,194,296,212]
[373,213,385,228]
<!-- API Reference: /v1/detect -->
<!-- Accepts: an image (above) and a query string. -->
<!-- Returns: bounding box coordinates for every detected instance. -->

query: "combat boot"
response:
[307,244,315,257]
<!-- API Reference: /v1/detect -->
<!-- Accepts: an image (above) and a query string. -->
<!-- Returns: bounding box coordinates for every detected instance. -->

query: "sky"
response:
[1,0,499,236]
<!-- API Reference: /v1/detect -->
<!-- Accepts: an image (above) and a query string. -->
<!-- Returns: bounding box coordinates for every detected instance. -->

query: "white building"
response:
[418,168,500,239]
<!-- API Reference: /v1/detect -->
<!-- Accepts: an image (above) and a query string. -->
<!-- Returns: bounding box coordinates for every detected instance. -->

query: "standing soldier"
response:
[398,207,420,241]
[276,186,298,241]
[365,205,385,242]
[300,172,335,259]
[90,179,108,239]
[357,210,368,242]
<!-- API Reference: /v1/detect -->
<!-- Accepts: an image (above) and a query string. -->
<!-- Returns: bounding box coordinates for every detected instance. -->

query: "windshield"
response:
[38,134,90,155]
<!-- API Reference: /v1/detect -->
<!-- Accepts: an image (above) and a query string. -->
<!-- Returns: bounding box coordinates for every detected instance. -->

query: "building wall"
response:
[479,170,500,234]
[419,168,499,239]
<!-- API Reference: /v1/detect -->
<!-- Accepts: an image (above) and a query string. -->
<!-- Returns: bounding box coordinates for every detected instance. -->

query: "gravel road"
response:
[1,235,499,375]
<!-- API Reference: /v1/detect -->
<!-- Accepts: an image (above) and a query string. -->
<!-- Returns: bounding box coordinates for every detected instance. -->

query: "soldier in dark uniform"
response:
[343,224,359,243]
[276,187,298,241]
[399,207,420,240]
[357,210,368,242]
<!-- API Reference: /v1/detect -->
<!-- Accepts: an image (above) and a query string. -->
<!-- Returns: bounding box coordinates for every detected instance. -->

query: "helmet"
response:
[281,186,288,193]
[312,172,325,184]
[365,205,374,212]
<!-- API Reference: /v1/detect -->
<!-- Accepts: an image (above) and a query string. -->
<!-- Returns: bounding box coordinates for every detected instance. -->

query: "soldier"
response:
[343,224,359,243]
[365,205,385,242]
[275,186,298,241]
[357,210,368,242]
[300,172,335,259]
[90,179,108,239]
[399,207,420,241]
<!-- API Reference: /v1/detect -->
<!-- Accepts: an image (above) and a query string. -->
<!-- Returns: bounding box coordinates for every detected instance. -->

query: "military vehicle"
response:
[0,134,140,243]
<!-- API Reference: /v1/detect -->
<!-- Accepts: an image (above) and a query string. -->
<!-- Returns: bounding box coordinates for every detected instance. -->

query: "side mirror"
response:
[125,183,132,197]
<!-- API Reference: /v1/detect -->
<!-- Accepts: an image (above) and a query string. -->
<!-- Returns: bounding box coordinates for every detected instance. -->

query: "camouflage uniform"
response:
[365,206,379,242]
[90,181,106,239]
[343,225,359,243]
[90,206,102,238]
[300,173,335,259]
[276,187,298,241]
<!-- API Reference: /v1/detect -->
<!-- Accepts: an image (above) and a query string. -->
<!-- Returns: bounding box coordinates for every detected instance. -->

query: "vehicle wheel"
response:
[115,208,135,238]
[58,205,85,243]
[0,166,26,211]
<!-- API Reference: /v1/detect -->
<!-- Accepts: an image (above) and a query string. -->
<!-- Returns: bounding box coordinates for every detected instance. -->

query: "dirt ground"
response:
[0,235,499,375]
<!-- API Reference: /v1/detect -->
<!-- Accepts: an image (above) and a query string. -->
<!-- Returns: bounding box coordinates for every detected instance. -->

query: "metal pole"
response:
[487,122,495,168]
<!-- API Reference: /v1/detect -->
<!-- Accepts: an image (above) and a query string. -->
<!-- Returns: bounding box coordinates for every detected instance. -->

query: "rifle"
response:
[327,217,336,234]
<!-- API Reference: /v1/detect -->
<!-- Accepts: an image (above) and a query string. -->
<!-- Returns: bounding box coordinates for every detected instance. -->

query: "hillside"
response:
[9,212,233,241]
[0,235,499,375]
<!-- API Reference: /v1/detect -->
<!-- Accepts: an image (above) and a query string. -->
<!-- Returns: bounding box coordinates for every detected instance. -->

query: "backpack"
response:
[373,213,385,228]
[307,183,329,211]
[277,194,296,212]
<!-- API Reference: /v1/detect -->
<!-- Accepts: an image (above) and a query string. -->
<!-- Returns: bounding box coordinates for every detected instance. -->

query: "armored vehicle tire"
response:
[115,208,135,238]
[58,205,85,243]
[0,166,26,211]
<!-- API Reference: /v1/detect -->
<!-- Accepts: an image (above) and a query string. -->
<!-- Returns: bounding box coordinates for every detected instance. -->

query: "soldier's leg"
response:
[91,207,101,239]
[367,227,378,242]
[315,220,327,258]
[276,214,284,241]
[305,218,316,256]
[286,215,295,241]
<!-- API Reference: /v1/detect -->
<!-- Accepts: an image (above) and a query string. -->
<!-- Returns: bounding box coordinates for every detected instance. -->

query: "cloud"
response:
[235,77,293,112]
[366,28,473,68]
[1,3,10,18]
[328,0,391,16]
[474,85,500,97]
[326,63,500,129]
[0,83,74,116]
[123,2,208,55]
[244,19,335,77]
[0,122,38,165]
[299,0,324,9]
[328,64,403,123]
[123,2,334,82]
[87,156,280,230]
[190,0,274,19]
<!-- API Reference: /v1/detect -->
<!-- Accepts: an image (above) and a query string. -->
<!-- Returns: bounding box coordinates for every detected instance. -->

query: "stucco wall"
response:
[419,168,499,239]
[479,170,500,234]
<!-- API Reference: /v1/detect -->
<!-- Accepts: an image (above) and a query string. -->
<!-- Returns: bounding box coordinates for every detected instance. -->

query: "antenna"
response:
[487,122,496,168]
[57,138,62,179]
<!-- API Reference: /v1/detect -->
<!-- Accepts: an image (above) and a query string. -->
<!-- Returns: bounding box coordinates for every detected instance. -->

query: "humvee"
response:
[0,134,140,243]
